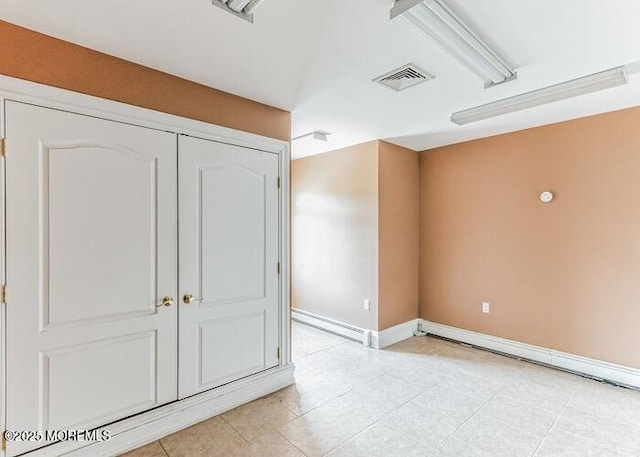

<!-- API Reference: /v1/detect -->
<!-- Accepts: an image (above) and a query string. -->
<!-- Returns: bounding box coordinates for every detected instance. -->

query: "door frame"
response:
[0,75,292,456]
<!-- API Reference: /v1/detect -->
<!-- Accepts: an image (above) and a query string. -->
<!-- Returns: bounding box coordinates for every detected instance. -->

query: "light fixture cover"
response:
[451,66,628,126]
[391,0,516,88]
[212,0,265,22]
[292,131,331,142]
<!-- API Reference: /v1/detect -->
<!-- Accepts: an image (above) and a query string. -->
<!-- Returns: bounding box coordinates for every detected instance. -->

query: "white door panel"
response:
[46,142,158,327]
[179,135,280,398]
[200,164,267,304]
[43,330,157,431]
[5,101,178,456]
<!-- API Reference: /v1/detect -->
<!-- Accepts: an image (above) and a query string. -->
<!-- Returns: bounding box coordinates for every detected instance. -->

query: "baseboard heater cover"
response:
[419,320,640,392]
[291,308,369,345]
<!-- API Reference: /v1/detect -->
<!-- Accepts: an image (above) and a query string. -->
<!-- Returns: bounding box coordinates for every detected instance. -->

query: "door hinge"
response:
[1,284,6,304]
[277,177,281,189]
[0,137,5,157]
[277,262,280,274]
[277,347,280,360]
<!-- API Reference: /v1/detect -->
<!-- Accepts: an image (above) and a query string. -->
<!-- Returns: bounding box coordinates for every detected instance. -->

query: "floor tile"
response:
[221,396,297,441]
[554,406,640,456]
[160,419,246,457]
[413,383,484,422]
[233,431,305,457]
[347,374,423,413]
[519,364,582,393]
[430,438,493,457]
[271,367,362,415]
[452,414,542,457]
[125,323,640,457]
[385,358,449,389]
[501,378,573,413]
[119,441,168,457]
[534,429,626,457]
[292,324,347,360]
[438,370,504,402]
[570,379,640,427]
[278,390,384,457]
[378,398,461,452]
[479,394,557,438]
[326,423,429,457]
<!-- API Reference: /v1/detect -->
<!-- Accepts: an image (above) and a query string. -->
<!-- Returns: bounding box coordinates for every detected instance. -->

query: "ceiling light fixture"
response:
[292,131,331,142]
[450,66,629,126]
[212,0,265,23]
[390,0,516,88]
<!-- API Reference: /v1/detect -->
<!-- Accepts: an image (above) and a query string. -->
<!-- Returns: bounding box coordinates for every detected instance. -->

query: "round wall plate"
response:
[540,191,554,203]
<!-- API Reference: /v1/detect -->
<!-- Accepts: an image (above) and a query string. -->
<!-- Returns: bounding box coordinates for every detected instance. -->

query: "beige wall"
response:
[378,142,420,330]
[0,20,290,141]
[420,107,640,368]
[292,140,420,331]
[292,142,379,330]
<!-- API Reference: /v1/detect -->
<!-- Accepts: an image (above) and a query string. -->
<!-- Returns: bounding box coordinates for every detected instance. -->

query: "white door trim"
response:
[0,75,287,154]
[26,365,294,457]
[0,74,291,456]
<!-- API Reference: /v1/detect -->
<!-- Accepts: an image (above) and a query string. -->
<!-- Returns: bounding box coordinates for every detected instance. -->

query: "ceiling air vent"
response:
[373,63,434,91]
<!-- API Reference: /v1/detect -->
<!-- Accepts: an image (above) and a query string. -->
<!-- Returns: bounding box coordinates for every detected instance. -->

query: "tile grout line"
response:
[565,382,640,431]
[322,375,436,455]
[530,377,580,456]
[219,414,251,443]
[536,378,640,456]
[274,429,311,457]
[428,366,529,456]
[157,439,171,457]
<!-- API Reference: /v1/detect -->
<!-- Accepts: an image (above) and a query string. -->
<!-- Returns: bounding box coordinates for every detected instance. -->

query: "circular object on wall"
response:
[540,191,554,203]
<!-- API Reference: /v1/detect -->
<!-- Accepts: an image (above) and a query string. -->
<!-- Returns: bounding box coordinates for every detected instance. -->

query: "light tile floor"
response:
[123,322,640,457]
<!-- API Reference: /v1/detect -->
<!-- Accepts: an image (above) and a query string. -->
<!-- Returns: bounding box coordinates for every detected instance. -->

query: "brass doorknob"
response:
[158,296,174,307]
[183,293,202,304]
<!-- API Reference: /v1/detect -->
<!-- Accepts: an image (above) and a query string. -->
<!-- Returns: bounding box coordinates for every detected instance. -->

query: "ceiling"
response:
[2,0,640,158]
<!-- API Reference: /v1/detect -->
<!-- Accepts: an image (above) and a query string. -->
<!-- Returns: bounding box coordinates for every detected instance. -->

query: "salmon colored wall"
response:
[378,142,420,330]
[0,20,290,141]
[420,107,640,368]
[292,142,379,330]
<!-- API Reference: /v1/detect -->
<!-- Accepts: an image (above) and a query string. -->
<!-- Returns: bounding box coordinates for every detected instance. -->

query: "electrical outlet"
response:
[364,299,370,311]
[482,302,490,313]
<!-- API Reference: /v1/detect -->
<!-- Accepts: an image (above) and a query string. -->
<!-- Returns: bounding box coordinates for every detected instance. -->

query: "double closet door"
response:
[4,101,280,456]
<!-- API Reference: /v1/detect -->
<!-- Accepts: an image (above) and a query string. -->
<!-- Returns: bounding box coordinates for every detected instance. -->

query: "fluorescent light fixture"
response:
[391,0,516,88]
[291,131,332,159]
[211,0,265,22]
[292,131,331,142]
[228,0,251,12]
[451,66,629,126]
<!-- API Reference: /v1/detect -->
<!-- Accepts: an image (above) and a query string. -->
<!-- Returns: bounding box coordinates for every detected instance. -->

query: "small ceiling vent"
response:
[373,63,434,91]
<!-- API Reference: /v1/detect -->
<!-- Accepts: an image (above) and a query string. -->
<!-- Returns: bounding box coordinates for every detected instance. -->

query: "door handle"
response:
[157,296,174,307]
[183,293,203,304]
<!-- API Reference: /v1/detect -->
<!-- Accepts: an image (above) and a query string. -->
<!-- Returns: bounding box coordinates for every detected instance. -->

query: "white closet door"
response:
[4,101,178,456]
[178,135,280,398]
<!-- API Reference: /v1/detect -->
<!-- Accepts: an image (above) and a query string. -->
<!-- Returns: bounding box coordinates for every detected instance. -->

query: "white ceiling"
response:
[3,0,640,158]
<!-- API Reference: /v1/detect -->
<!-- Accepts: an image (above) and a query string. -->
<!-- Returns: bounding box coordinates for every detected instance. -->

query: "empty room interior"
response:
[1,0,640,456]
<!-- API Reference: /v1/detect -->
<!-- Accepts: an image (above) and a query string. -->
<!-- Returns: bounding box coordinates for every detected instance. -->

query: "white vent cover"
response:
[373,63,434,91]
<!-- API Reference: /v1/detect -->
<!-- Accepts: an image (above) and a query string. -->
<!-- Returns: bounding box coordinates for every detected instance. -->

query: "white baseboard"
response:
[371,319,421,349]
[292,308,420,349]
[26,364,295,457]
[292,308,369,345]
[420,320,640,389]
